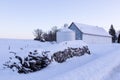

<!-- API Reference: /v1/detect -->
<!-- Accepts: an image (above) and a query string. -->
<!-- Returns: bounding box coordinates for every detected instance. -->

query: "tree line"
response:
[33,26,58,42]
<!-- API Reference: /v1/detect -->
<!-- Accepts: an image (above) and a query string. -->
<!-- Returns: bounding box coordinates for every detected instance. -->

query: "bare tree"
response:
[33,29,43,41]
[33,26,59,42]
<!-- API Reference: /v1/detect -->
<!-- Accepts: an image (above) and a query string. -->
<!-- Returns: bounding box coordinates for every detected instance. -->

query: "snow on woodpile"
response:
[51,40,88,53]
[51,40,90,63]
[1,39,90,74]
[59,40,87,48]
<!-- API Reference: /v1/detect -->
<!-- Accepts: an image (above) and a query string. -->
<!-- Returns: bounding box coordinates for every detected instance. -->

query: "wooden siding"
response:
[69,23,83,40]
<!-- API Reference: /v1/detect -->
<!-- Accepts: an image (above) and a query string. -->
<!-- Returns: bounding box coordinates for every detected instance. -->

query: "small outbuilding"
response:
[69,22,112,44]
[57,25,75,43]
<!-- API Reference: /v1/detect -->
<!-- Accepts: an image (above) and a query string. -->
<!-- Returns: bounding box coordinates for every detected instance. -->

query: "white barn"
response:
[69,22,112,44]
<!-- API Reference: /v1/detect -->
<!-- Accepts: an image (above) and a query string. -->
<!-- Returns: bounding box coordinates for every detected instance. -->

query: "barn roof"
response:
[72,22,111,37]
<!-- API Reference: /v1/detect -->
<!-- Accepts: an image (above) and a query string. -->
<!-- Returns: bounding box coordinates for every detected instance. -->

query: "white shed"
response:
[69,22,112,44]
[57,27,75,43]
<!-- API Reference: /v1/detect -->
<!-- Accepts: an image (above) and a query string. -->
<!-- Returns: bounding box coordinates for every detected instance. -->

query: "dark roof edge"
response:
[69,22,83,34]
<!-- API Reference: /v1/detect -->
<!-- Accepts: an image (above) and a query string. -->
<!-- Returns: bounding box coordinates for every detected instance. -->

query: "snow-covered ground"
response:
[0,39,120,80]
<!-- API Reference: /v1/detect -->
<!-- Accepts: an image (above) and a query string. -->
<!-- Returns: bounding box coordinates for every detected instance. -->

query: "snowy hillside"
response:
[0,39,120,80]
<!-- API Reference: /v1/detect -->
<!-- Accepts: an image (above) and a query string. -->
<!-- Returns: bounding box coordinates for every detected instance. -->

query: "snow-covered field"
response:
[0,39,120,80]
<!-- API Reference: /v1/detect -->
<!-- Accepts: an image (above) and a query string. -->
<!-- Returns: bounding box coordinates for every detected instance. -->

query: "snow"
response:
[59,27,74,32]
[0,39,120,80]
[73,22,111,37]
[103,64,120,80]
[56,40,87,51]
[50,47,120,80]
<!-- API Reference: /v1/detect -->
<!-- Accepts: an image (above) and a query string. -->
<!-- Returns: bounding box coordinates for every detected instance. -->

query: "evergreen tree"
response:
[48,31,53,41]
[51,26,58,41]
[117,33,120,43]
[109,24,117,43]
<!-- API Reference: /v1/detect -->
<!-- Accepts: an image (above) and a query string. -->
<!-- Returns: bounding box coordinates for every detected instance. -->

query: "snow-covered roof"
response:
[73,22,111,37]
[58,27,74,32]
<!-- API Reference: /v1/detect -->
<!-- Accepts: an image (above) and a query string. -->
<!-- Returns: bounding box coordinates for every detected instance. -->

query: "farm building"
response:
[69,22,112,44]
[57,25,75,43]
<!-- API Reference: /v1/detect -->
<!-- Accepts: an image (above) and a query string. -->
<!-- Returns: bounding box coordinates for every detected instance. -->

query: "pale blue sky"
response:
[0,0,120,39]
